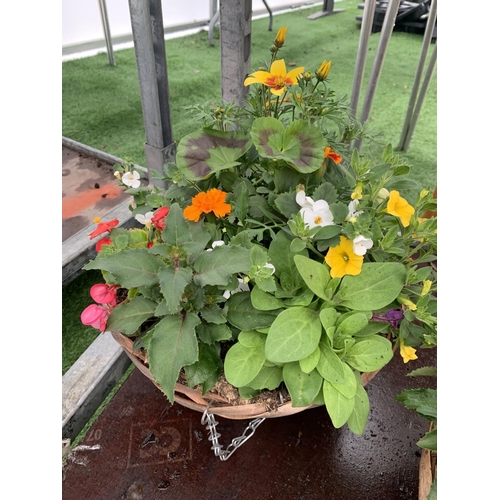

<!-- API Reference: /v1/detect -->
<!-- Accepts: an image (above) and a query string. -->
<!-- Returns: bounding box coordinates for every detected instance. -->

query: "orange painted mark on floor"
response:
[62,184,123,219]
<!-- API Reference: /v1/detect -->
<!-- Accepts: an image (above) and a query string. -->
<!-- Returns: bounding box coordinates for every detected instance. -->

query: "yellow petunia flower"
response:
[325,236,364,278]
[400,339,418,363]
[351,183,363,200]
[244,59,305,96]
[386,190,415,227]
[183,188,231,222]
[316,60,332,81]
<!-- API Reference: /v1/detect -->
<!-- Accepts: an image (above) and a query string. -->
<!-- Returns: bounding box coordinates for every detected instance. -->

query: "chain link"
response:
[201,401,266,461]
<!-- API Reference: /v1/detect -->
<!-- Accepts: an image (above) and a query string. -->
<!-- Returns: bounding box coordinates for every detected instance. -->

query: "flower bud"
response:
[421,280,432,296]
[419,189,430,200]
[351,184,363,200]
[315,60,332,81]
[270,44,278,54]
[114,171,121,180]
[376,188,390,203]
[303,71,313,82]
[274,26,287,48]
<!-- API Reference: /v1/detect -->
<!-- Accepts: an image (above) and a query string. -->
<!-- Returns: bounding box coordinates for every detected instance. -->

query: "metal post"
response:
[350,0,376,118]
[397,0,437,151]
[219,0,252,105]
[128,0,175,188]
[401,43,437,152]
[353,0,400,151]
[308,0,344,20]
[98,0,115,66]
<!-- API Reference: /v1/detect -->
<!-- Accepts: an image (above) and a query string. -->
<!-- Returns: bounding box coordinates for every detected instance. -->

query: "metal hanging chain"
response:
[201,401,266,461]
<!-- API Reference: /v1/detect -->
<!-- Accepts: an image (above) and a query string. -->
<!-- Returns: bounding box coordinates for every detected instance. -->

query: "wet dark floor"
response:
[62,347,436,500]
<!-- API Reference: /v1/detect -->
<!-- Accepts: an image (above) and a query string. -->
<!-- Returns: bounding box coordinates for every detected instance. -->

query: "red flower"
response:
[95,237,112,252]
[89,218,119,239]
[151,206,170,230]
[80,304,110,332]
[90,284,118,306]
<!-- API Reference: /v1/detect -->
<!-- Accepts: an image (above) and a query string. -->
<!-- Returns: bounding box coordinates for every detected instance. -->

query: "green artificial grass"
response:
[62,0,436,197]
[62,0,437,417]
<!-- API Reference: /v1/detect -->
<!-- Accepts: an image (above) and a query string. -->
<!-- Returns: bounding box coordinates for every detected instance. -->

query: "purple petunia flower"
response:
[371,308,404,329]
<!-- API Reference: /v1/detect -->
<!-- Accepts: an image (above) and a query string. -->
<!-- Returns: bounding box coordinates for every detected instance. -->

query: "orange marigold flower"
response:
[183,188,231,222]
[324,146,342,164]
[89,218,119,239]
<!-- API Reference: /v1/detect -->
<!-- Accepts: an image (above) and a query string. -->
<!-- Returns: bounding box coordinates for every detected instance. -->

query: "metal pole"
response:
[354,0,400,151]
[397,0,437,150]
[308,0,344,20]
[350,0,376,118]
[219,0,252,105]
[401,43,437,152]
[98,0,115,66]
[128,0,174,188]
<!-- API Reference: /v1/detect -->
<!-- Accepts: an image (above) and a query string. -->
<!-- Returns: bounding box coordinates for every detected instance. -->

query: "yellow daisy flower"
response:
[244,59,304,96]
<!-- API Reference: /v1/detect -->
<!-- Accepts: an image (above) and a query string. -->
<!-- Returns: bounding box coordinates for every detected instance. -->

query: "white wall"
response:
[62,0,322,49]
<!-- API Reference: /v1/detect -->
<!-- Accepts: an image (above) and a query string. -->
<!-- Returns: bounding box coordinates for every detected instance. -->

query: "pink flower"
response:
[80,304,110,332]
[90,284,118,305]
[151,206,170,230]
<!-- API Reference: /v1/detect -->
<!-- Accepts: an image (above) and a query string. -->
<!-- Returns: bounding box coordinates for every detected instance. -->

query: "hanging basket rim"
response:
[111,330,381,420]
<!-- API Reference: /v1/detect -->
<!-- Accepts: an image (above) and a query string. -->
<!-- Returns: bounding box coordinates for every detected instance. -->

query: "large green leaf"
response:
[294,254,332,301]
[148,313,200,403]
[265,307,322,363]
[323,380,355,428]
[347,381,370,435]
[158,266,193,314]
[226,291,281,330]
[250,287,285,311]
[334,262,406,310]
[251,117,326,173]
[162,203,211,261]
[283,363,323,407]
[247,364,283,391]
[195,322,232,344]
[395,388,437,421]
[106,297,157,336]
[84,248,166,288]
[176,128,252,180]
[224,342,266,387]
[317,342,357,399]
[193,245,252,287]
[344,336,394,372]
[183,342,222,391]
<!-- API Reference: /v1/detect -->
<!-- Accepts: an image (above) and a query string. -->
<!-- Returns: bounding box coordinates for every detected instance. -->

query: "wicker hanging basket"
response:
[111,330,382,420]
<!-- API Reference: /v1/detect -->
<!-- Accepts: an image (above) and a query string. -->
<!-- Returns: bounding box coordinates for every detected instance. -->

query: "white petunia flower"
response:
[352,235,374,256]
[300,200,334,228]
[296,190,315,208]
[263,263,275,275]
[206,240,225,252]
[346,199,364,221]
[122,170,141,188]
[135,211,154,226]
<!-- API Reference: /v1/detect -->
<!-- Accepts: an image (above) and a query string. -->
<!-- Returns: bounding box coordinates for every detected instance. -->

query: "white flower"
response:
[296,190,315,208]
[300,200,334,228]
[135,211,154,226]
[206,240,225,252]
[122,170,141,188]
[346,199,364,221]
[352,235,374,256]
[223,278,250,299]
[263,263,275,275]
